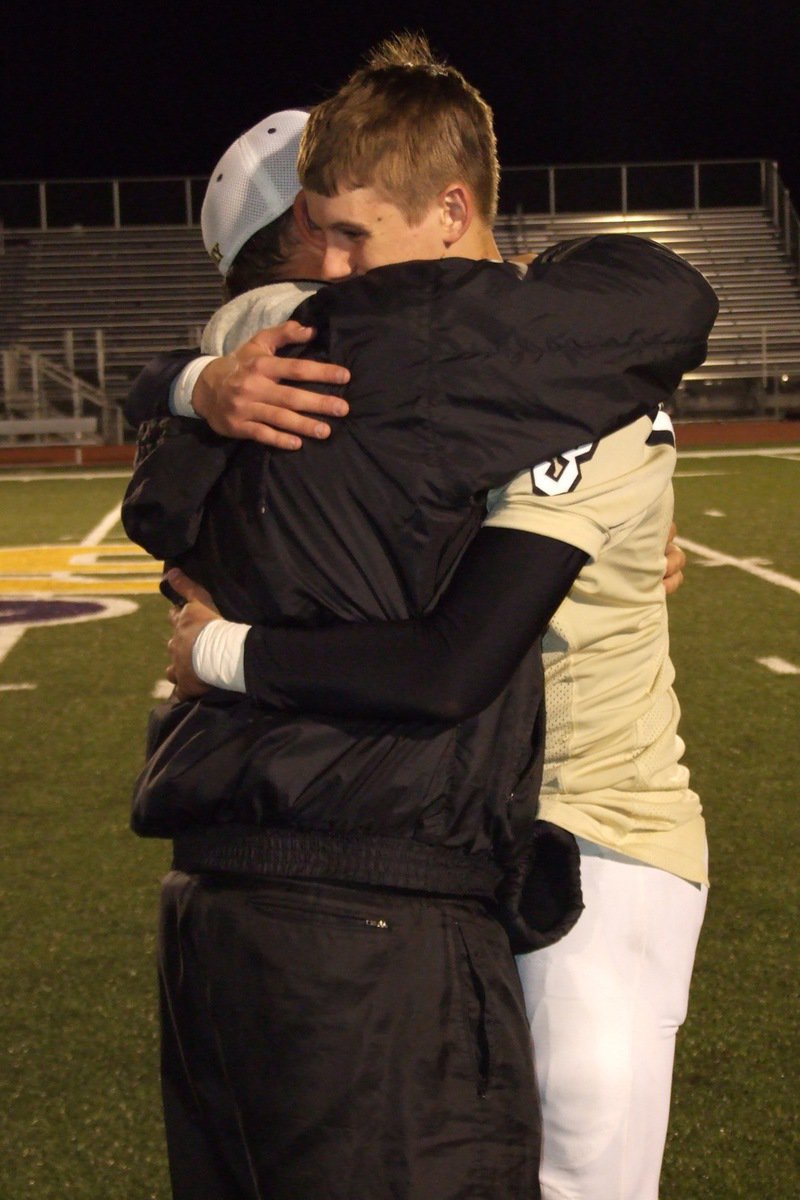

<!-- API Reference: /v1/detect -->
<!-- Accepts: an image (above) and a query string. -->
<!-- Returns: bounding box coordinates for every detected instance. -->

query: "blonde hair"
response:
[297,32,498,224]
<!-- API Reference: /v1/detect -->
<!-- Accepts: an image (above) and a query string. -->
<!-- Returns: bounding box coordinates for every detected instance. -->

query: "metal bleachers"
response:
[1,188,799,435]
[0,227,220,410]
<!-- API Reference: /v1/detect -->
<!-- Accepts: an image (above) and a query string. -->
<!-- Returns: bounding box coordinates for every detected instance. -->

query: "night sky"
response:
[4,0,800,199]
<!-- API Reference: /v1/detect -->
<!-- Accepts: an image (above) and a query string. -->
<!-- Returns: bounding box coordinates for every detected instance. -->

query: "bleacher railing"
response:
[497,158,800,279]
[0,176,207,233]
[2,345,123,442]
[2,158,797,278]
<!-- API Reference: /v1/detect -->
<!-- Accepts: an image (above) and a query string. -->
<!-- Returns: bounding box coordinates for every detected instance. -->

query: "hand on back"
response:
[193,321,350,448]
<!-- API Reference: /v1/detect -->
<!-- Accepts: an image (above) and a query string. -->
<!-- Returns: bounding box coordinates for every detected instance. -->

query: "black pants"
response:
[158,871,540,1200]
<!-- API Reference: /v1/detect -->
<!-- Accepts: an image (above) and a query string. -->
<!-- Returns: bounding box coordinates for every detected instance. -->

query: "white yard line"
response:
[757,657,800,676]
[0,625,28,665]
[80,503,123,548]
[676,537,800,597]
[673,471,729,478]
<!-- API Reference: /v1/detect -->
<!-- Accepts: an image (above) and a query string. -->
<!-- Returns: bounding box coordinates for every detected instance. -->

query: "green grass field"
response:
[0,450,798,1198]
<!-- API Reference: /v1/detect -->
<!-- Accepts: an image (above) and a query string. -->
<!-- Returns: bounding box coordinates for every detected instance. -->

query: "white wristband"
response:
[191,619,250,692]
[169,356,219,418]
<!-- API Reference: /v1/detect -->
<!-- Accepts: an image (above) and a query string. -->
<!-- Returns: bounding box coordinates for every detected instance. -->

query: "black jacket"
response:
[123,238,717,925]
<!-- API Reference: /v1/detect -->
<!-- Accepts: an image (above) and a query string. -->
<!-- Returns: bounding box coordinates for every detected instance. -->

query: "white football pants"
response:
[516,837,707,1200]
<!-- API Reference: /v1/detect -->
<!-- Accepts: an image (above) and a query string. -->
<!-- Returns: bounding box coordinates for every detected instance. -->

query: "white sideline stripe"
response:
[81,503,123,547]
[0,682,37,692]
[757,657,800,676]
[677,537,800,596]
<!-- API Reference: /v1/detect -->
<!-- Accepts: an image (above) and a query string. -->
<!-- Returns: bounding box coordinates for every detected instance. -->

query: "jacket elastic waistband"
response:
[171,826,503,898]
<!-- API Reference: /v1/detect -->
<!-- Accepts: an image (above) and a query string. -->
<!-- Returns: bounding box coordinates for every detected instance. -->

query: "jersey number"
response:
[530,442,596,496]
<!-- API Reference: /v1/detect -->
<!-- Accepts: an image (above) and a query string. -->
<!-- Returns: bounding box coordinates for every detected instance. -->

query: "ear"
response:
[438,183,474,247]
[292,191,326,249]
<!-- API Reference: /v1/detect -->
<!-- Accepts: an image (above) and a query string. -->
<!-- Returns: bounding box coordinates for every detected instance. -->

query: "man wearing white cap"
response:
[126,108,344,436]
[201,111,320,322]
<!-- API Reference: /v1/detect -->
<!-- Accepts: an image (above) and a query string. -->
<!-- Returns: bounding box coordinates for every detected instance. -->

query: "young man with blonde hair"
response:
[125,34,715,1200]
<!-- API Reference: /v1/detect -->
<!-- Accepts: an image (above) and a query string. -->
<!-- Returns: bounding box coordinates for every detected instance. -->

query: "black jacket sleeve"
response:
[242,527,589,722]
[282,237,718,502]
[125,348,201,428]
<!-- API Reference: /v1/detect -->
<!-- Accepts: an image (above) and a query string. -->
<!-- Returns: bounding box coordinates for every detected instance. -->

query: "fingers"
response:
[242,325,350,389]
[204,391,344,442]
[247,351,350,391]
[165,635,192,700]
[241,364,350,412]
[192,323,350,442]
[165,568,216,608]
[194,353,350,442]
[232,397,341,436]
[667,543,686,572]
[663,521,686,596]
[246,320,317,353]
[664,541,687,577]
[663,567,685,597]
[238,419,325,450]
[164,662,187,702]
[663,538,687,596]
[166,571,192,605]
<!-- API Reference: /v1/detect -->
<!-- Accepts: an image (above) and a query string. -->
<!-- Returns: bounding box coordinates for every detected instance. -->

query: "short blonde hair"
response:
[297,32,499,224]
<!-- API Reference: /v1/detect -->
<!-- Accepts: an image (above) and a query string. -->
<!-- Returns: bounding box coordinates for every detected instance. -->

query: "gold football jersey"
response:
[485,411,707,884]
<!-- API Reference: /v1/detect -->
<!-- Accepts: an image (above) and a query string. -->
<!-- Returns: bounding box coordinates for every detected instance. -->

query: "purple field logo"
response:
[0,596,139,686]
[0,598,110,626]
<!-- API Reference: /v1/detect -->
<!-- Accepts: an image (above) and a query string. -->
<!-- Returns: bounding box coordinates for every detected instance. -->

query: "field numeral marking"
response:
[757,657,800,676]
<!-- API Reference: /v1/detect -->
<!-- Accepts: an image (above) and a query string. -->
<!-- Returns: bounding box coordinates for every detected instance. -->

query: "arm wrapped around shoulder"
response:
[528,233,720,395]
[498,821,584,954]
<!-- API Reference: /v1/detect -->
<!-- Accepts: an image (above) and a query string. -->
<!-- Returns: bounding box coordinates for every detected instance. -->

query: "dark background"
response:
[3,0,800,198]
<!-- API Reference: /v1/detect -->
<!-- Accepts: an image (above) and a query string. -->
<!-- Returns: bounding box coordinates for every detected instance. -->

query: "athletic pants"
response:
[159,870,541,1200]
[516,838,708,1200]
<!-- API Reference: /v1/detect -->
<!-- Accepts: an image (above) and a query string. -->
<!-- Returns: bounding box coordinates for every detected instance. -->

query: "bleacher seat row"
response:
[1,206,799,430]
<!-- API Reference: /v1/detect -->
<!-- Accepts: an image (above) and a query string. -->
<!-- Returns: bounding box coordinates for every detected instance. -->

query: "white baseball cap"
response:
[201,109,309,275]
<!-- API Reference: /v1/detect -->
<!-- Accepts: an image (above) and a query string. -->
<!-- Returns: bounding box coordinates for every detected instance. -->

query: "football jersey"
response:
[484,411,707,885]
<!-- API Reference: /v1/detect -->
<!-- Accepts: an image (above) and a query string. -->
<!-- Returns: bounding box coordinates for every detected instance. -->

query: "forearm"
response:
[240,528,587,721]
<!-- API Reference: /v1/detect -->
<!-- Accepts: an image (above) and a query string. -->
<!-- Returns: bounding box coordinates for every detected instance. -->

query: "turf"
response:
[662,449,800,1197]
[0,454,798,1197]
[1,594,171,1198]
[0,471,130,545]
